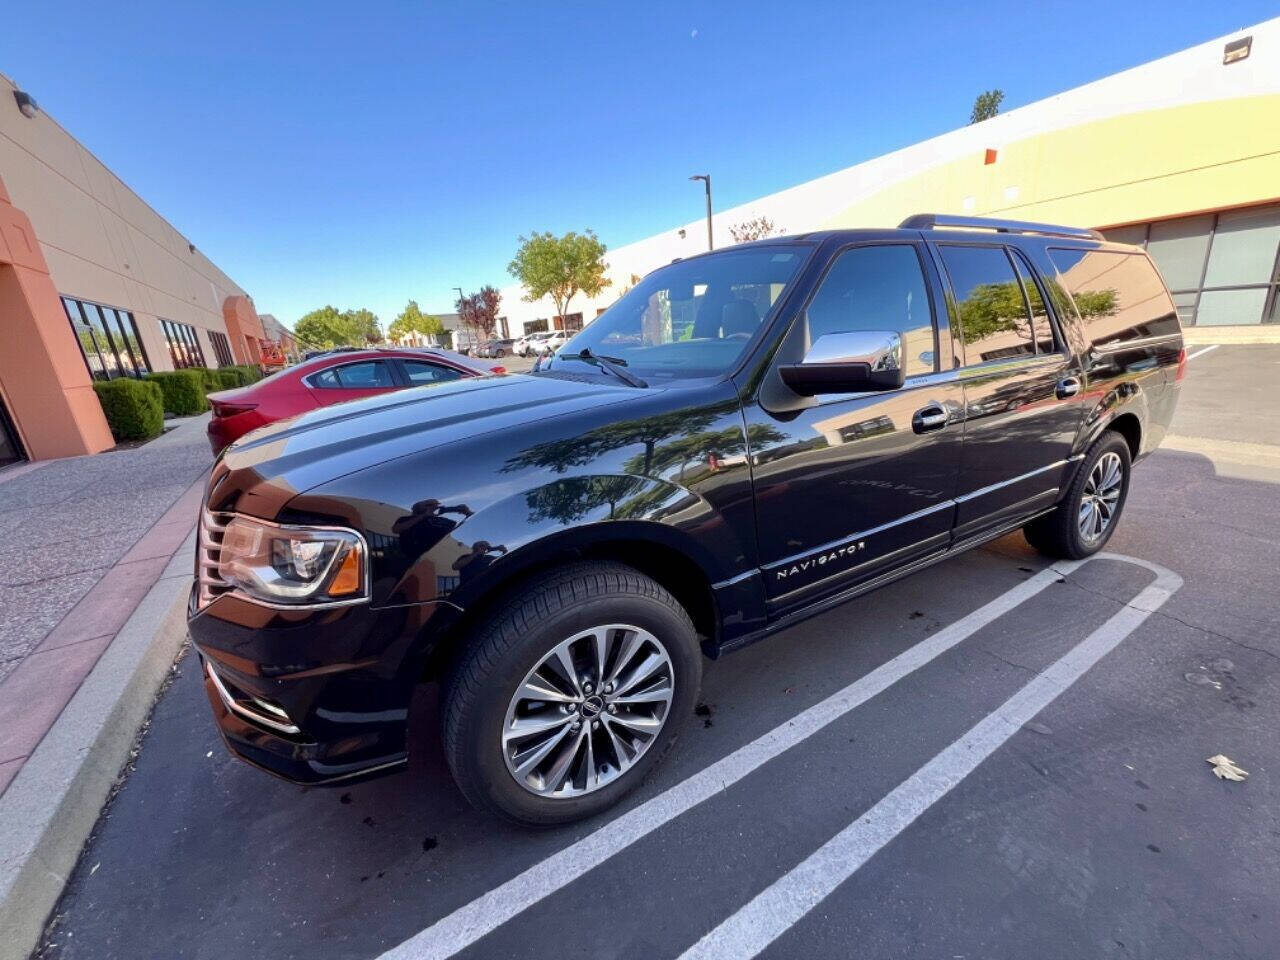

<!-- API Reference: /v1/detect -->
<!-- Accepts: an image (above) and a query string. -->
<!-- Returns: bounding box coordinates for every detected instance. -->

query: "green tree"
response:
[294,306,381,349]
[508,230,610,322]
[969,89,1004,124]
[388,300,444,343]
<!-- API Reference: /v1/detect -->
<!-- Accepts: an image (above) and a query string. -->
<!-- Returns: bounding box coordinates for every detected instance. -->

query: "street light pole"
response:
[689,174,713,251]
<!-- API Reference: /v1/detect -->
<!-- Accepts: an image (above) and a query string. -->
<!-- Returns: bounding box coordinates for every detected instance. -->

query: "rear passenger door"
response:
[305,359,400,407]
[932,242,1086,540]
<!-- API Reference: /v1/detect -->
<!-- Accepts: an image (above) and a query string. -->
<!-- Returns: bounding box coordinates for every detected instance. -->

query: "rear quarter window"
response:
[1047,248,1180,347]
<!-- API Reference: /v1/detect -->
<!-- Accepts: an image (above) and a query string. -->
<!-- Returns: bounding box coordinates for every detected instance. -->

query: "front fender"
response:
[394,473,746,611]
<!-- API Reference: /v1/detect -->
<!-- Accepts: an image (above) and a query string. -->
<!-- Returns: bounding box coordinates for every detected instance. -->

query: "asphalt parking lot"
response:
[38,346,1280,960]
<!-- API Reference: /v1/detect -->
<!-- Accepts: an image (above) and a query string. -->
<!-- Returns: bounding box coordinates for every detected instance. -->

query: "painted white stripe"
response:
[376,560,1085,960]
[678,554,1182,960]
[1186,344,1220,361]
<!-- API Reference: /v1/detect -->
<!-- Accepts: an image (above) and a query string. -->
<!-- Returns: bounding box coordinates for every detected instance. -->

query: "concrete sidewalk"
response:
[0,414,212,793]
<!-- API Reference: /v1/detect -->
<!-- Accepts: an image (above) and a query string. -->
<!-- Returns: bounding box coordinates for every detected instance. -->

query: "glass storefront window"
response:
[1106,204,1280,326]
[1145,215,1213,292]
[62,297,151,379]
[1202,206,1280,288]
[1196,288,1270,327]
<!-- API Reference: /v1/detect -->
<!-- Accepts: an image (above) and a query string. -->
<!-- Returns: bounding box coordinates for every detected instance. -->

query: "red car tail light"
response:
[490,366,507,375]
[212,400,258,418]
[1175,347,1187,382]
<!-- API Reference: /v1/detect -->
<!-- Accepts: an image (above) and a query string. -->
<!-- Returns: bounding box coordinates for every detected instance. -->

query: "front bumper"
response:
[189,586,453,785]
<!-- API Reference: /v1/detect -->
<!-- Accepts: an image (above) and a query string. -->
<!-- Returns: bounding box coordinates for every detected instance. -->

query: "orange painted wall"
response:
[222,295,266,365]
[0,175,113,460]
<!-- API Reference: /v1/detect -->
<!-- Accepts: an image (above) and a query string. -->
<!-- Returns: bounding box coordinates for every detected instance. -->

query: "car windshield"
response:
[546,244,808,382]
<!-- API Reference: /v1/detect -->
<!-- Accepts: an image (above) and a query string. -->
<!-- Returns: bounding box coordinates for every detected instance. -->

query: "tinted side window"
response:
[938,245,1039,365]
[805,244,935,376]
[1009,252,1057,353]
[335,361,395,388]
[404,360,464,385]
[309,368,341,388]
[1047,249,1179,346]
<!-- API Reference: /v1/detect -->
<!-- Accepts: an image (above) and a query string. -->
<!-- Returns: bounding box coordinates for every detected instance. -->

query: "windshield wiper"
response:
[558,348,648,388]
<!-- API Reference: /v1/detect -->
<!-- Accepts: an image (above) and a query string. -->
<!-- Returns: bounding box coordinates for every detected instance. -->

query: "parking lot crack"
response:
[975,646,1038,676]
[1059,572,1280,663]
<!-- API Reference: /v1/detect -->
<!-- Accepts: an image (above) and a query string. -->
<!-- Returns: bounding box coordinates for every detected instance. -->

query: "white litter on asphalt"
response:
[374,553,1177,960]
[1207,754,1248,781]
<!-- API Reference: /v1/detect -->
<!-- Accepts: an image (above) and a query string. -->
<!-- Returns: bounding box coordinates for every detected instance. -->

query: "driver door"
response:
[743,241,965,617]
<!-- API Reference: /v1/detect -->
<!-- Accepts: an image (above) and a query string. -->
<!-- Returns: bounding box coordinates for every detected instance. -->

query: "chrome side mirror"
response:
[779,330,905,396]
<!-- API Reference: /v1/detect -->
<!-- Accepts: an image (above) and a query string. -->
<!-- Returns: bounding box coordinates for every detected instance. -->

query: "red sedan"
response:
[206,348,504,454]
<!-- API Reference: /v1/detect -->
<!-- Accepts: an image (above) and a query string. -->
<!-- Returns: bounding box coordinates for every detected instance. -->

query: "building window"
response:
[209,330,235,367]
[160,320,207,369]
[1103,203,1280,326]
[61,297,151,380]
[524,319,549,335]
[555,312,584,332]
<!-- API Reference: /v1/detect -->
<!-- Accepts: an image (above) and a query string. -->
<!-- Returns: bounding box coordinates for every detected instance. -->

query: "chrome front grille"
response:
[197,510,235,609]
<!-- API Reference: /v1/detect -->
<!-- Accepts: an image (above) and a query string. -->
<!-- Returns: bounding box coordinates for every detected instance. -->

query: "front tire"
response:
[1024,431,1131,560]
[442,563,701,826]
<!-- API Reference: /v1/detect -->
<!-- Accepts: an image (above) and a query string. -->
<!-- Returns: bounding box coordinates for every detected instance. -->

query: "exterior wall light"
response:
[1223,36,1251,65]
[14,90,39,118]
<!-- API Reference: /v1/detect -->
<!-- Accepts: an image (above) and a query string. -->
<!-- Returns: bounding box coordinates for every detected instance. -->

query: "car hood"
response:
[209,373,640,516]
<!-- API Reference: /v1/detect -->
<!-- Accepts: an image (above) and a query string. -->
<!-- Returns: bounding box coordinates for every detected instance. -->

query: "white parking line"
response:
[1186,344,1220,361]
[678,555,1182,960]
[377,560,1086,960]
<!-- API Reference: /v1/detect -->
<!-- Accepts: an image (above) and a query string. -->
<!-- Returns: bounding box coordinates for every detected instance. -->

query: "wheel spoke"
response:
[591,629,610,685]
[601,716,632,771]
[605,630,644,687]
[517,677,576,704]
[606,712,664,736]
[512,722,573,778]
[504,711,573,744]
[544,726,587,792]
[552,644,583,698]
[614,651,666,697]
[611,684,673,706]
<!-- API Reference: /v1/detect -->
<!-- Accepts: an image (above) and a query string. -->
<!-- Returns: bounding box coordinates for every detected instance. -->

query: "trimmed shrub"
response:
[214,370,241,390]
[93,379,164,442]
[231,364,263,385]
[145,370,207,415]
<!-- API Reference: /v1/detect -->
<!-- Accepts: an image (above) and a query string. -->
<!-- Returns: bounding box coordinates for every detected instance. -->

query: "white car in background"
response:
[515,332,552,356]
[531,330,569,356]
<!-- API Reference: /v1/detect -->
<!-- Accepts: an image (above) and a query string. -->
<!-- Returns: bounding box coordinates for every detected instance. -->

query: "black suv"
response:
[190,215,1183,825]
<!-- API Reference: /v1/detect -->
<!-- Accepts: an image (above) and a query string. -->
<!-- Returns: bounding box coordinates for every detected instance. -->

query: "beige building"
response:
[0,71,271,464]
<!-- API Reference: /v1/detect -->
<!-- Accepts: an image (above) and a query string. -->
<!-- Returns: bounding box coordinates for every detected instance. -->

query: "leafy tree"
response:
[508,230,610,323]
[456,285,502,340]
[388,300,443,344]
[295,306,381,349]
[729,216,784,244]
[969,89,1004,124]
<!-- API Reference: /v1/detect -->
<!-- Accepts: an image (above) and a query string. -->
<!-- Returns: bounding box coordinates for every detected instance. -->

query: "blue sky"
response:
[4,1,1273,326]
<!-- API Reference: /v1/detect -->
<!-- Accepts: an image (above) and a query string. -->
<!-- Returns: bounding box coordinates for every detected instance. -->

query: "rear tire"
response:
[442,562,701,826]
[1024,431,1131,560]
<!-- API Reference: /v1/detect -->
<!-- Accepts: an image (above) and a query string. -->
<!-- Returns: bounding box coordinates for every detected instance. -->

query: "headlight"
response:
[217,516,368,605]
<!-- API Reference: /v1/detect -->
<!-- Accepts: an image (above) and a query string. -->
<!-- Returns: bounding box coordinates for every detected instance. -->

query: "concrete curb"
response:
[0,530,195,960]
[1182,326,1280,345]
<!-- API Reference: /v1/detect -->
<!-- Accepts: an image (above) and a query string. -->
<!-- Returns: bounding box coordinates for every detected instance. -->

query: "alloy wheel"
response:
[1078,451,1123,543]
[501,624,674,798]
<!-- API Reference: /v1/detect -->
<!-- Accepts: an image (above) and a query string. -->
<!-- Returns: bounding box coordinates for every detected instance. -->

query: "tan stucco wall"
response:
[0,73,254,373]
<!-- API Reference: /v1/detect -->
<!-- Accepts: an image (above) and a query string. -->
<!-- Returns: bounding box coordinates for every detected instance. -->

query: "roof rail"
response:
[899,213,1104,241]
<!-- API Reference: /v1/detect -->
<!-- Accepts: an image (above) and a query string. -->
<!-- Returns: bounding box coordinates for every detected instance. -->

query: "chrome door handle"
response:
[1056,377,1082,399]
[912,404,948,434]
